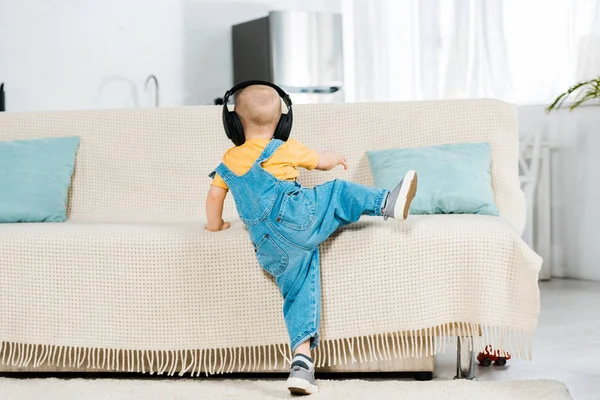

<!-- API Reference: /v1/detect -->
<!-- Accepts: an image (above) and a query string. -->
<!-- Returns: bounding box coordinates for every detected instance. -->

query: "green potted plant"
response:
[546,76,600,113]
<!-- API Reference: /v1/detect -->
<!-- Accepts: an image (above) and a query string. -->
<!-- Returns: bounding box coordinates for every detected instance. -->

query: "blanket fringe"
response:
[0,323,532,375]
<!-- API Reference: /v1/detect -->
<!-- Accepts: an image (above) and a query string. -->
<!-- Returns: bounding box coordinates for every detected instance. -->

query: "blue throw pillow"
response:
[367,142,499,215]
[0,136,80,222]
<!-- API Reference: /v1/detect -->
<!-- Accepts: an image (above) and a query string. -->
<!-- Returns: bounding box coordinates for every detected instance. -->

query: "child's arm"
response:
[315,151,347,171]
[290,139,346,171]
[205,186,231,232]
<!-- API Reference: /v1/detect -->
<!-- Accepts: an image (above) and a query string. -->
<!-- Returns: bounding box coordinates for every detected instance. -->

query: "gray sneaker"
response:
[287,354,318,395]
[384,170,418,221]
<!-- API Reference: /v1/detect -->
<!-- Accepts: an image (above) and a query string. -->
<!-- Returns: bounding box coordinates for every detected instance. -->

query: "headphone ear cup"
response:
[274,113,292,142]
[223,111,235,141]
[229,111,245,146]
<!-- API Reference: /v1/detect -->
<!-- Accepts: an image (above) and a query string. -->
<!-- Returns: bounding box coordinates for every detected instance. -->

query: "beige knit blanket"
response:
[0,100,541,375]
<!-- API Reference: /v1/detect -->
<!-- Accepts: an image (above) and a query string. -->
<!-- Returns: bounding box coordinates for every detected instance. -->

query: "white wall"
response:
[518,105,600,281]
[0,0,341,112]
[0,0,185,111]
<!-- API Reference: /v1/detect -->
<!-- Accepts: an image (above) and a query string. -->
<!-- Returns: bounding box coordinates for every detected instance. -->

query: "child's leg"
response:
[280,248,320,395]
[317,179,387,222]
[278,248,321,354]
[311,179,387,242]
[311,171,417,243]
[294,340,311,357]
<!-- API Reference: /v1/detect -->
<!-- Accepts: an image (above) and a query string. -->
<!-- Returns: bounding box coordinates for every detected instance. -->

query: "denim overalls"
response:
[211,139,388,351]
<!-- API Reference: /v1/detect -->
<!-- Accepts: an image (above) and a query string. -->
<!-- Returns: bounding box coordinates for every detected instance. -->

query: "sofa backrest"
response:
[0,100,524,232]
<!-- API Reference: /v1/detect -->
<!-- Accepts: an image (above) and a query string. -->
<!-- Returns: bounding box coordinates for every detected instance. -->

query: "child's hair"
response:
[235,87,282,128]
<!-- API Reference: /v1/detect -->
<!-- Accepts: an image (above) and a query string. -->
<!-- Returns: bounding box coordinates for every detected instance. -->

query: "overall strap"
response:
[255,139,284,164]
[208,163,233,182]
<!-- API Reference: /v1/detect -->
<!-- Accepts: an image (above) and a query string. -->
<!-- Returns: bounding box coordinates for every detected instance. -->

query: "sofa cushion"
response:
[0,136,79,223]
[366,142,499,216]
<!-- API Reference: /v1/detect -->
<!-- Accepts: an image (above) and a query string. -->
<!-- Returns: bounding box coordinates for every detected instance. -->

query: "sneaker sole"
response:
[287,377,319,395]
[393,170,418,221]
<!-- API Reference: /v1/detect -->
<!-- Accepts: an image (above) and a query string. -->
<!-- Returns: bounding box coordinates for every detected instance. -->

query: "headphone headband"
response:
[223,80,292,109]
[222,80,293,146]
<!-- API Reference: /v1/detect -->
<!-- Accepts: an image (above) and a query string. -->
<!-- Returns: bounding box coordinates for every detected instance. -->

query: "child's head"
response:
[234,85,283,140]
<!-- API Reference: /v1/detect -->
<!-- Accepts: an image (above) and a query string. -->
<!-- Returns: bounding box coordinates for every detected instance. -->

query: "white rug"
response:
[0,377,572,400]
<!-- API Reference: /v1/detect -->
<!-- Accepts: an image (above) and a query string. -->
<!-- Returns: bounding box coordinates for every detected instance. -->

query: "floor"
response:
[434,279,600,400]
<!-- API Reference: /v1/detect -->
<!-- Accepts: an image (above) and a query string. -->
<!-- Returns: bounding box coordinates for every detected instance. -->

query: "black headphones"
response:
[222,80,293,146]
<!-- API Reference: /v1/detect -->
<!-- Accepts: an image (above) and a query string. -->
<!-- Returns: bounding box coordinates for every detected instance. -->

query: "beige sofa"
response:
[0,100,541,379]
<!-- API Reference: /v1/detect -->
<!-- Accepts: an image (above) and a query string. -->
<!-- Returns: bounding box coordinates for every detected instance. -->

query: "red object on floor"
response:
[477,345,511,366]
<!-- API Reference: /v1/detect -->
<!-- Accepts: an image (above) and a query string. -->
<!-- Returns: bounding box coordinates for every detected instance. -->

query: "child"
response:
[206,82,417,395]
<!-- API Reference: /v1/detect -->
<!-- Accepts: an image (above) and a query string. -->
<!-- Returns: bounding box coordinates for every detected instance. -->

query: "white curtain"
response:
[346,0,600,105]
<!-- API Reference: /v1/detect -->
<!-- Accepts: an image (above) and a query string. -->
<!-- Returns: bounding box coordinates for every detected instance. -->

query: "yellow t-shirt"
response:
[211,138,319,190]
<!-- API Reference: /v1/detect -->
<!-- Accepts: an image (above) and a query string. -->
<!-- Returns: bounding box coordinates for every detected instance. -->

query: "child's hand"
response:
[339,155,348,170]
[205,220,231,232]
